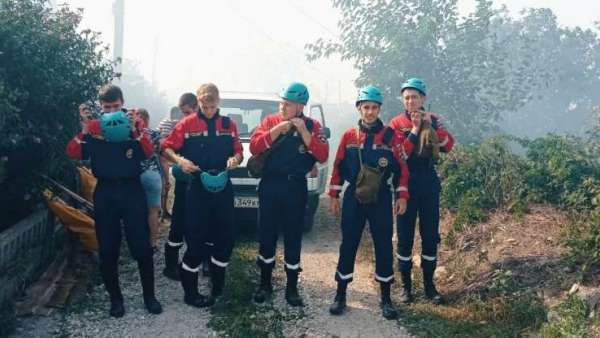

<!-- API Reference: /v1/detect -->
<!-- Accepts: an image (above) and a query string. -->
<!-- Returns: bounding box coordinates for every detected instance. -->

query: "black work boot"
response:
[329,282,348,315]
[163,243,181,281]
[285,269,304,307]
[253,266,273,303]
[180,264,208,307]
[380,282,398,320]
[423,260,444,305]
[399,269,413,304]
[138,257,163,315]
[199,263,226,308]
[100,260,124,318]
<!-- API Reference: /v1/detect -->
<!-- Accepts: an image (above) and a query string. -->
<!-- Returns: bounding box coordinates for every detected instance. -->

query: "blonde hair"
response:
[196,83,220,104]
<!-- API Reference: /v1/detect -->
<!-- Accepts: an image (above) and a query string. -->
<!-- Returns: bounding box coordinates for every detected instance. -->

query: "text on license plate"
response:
[234,197,259,208]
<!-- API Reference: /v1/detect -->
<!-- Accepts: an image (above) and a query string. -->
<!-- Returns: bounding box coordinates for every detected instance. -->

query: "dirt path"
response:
[272,196,412,338]
[12,196,411,337]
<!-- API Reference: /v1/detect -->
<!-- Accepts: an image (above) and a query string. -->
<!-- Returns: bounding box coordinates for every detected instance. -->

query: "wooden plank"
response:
[15,258,67,316]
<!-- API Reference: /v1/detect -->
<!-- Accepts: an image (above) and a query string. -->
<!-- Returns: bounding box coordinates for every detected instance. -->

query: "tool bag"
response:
[354,127,383,204]
[247,128,294,178]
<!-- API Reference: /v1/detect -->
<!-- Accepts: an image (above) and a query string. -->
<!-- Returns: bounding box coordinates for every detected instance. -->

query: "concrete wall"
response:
[0,209,65,306]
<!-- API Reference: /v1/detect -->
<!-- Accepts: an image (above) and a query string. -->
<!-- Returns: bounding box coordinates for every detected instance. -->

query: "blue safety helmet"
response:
[171,164,192,183]
[199,170,229,193]
[356,85,383,106]
[400,78,427,96]
[100,111,131,142]
[280,82,309,105]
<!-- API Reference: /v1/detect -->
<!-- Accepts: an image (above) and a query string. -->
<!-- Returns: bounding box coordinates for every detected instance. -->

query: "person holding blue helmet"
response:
[250,82,329,307]
[390,78,455,305]
[66,84,163,318]
[162,93,199,282]
[327,85,409,319]
[162,83,243,308]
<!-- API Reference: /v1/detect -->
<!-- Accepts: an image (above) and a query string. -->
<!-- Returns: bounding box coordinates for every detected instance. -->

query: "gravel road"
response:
[12,196,411,338]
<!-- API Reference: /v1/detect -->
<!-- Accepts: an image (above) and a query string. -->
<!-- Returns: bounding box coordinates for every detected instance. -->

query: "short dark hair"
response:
[169,106,183,120]
[98,84,124,102]
[179,92,197,108]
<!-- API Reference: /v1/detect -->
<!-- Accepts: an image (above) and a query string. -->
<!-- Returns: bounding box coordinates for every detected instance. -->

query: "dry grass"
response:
[387,204,583,336]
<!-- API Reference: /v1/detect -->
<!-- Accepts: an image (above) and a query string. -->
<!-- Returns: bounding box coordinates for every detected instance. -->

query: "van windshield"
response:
[219,99,279,137]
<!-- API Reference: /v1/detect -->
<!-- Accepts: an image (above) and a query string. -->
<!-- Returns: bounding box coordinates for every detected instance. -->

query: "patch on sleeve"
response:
[317,130,328,144]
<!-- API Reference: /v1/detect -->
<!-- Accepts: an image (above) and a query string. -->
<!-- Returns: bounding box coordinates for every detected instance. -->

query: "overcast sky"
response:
[60,0,599,105]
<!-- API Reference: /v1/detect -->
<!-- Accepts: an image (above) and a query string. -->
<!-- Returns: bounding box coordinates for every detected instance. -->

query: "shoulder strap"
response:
[382,127,395,146]
[220,115,231,129]
[305,118,314,133]
[355,126,363,165]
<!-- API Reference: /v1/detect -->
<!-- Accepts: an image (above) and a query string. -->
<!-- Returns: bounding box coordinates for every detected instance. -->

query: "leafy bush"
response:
[518,133,600,276]
[539,296,589,338]
[439,136,528,231]
[521,134,600,209]
[0,0,114,230]
[439,126,600,275]
[565,207,600,276]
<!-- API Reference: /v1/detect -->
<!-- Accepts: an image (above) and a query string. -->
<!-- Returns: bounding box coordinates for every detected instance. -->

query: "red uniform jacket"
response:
[66,120,154,160]
[389,112,454,155]
[329,122,409,200]
[250,113,328,163]
[161,112,243,170]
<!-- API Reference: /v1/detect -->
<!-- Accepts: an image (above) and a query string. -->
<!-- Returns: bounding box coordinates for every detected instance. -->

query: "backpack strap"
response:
[304,118,314,133]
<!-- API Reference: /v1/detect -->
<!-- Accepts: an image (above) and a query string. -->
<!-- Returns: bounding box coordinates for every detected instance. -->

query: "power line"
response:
[226,0,330,81]
[284,0,338,39]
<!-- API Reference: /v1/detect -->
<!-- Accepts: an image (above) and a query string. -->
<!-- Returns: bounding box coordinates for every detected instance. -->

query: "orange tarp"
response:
[77,167,97,202]
[44,190,98,252]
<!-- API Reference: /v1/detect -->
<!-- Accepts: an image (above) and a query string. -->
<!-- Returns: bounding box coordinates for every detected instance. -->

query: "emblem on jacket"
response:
[126,148,133,159]
[378,157,389,167]
[298,144,307,154]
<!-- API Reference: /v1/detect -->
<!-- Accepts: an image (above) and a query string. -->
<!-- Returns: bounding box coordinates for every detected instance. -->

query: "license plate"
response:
[234,196,259,208]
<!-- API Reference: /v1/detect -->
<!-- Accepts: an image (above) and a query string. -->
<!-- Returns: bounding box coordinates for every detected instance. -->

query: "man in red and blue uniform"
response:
[328,85,410,319]
[66,84,162,318]
[250,82,329,307]
[389,78,455,305]
[162,83,243,307]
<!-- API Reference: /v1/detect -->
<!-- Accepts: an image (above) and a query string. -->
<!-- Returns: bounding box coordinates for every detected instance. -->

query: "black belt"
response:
[264,173,306,182]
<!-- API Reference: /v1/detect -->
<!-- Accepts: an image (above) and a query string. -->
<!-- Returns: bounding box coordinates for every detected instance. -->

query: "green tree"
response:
[498,9,600,138]
[0,0,115,229]
[306,0,552,143]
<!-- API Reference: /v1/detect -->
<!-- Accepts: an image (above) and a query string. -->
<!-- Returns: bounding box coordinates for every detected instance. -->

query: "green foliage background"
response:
[307,0,600,143]
[0,0,115,229]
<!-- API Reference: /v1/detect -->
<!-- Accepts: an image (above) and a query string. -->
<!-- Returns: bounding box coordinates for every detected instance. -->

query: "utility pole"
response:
[112,0,124,78]
[151,35,158,86]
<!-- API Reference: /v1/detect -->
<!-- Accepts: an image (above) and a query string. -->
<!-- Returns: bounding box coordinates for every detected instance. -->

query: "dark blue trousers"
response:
[94,178,153,264]
[256,176,307,272]
[396,172,441,273]
[181,179,236,271]
[335,186,394,284]
[167,179,187,246]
